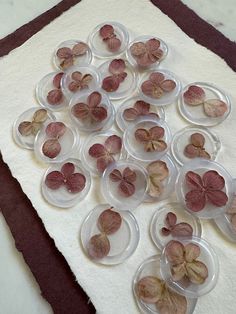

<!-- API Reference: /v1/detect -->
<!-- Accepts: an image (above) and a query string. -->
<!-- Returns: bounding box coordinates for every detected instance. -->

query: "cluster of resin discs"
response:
[13,21,235,314]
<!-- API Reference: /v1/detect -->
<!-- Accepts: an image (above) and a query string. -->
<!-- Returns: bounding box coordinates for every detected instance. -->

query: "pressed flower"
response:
[102,59,127,92]
[72,91,107,123]
[68,71,93,92]
[135,126,167,152]
[87,233,110,259]
[42,122,66,158]
[97,208,122,235]
[161,212,193,237]
[184,133,211,159]
[45,162,86,193]
[18,109,48,136]
[88,135,122,173]
[109,167,137,197]
[146,160,169,197]
[56,42,88,69]
[130,38,164,67]
[99,24,121,52]
[183,85,228,117]
[137,276,187,314]
[123,100,159,121]
[185,170,228,212]
[47,72,64,105]
[165,240,208,285]
[141,72,176,99]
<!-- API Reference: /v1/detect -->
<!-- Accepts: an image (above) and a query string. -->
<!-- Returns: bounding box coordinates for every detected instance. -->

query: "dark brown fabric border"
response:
[151,0,236,72]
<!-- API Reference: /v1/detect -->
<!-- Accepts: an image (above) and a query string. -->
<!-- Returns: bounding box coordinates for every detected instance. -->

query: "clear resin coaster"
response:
[13,107,55,150]
[36,71,67,111]
[80,204,139,265]
[53,40,92,70]
[34,121,79,163]
[126,35,168,69]
[133,255,197,314]
[88,22,129,58]
[116,96,165,132]
[101,159,148,211]
[123,116,172,162]
[175,159,234,219]
[171,126,221,166]
[99,58,138,99]
[81,131,122,176]
[61,64,101,100]
[42,158,91,208]
[160,236,219,298]
[150,202,202,250]
[178,82,231,126]
[69,90,115,132]
[138,69,181,106]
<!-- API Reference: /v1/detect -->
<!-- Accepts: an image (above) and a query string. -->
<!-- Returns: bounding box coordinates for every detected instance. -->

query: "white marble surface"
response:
[0,1,235,314]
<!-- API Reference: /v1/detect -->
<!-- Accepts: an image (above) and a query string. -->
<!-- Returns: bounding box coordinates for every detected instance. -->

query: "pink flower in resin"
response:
[56,42,88,69]
[45,162,86,193]
[72,91,107,123]
[185,170,228,212]
[102,59,127,92]
[47,72,64,105]
[130,38,164,67]
[89,135,122,173]
[42,122,67,159]
[183,85,228,117]
[184,133,210,160]
[123,100,159,121]
[109,167,137,197]
[99,24,121,52]
[18,109,48,136]
[161,212,193,237]
[141,72,176,99]
[135,126,167,152]
[68,71,93,92]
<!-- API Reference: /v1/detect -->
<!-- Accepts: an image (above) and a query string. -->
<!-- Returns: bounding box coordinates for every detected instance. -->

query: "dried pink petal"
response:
[191,133,205,147]
[65,173,86,193]
[61,58,74,69]
[33,109,48,123]
[72,42,88,56]
[53,72,64,89]
[87,233,110,259]
[206,190,228,207]
[147,160,169,180]
[123,167,137,183]
[119,180,135,197]
[137,276,162,304]
[148,178,163,198]
[184,144,201,159]
[88,143,107,158]
[81,74,93,87]
[185,171,203,189]
[160,79,176,92]
[18,121,32,136]
[56,47,72,59]
[145,38,160,52]
[166,212,177,228]
[99,24,115,39]
[150,72,164,84]
[156,287,187,314]
[171,223,193,237]
[91,106,108,122]
[45,171,64,189]
[97,155,114,173]
[185,189,206,212]
[183,85,206,106]
[161,227,171,236]
[47,89,63,105]
[31,122,42,135]
[165,240,185,264]
[123,108,139,121]
[102,76,120,92]
[141,80,163,99]
[61,162,75,178]
[202,170,225,190]
[97,208,122,235]
[109,59,126,75]
[42,139,61,159]
[87,91,102,108]
[104,135,122,154]
[72,103,89,120]
[134,100,150,114]
[149,126,164,140]
[184,243,200,262]
[130,42,146,57]
[109,169,122,182]
[171,263,187,281]
[45,122,66,138]
[135,128,150,142]
[145,140,167,153]
[186,260,208,284]
[106,37,121,52]
[203,99,228,117]
[71,71,83,82]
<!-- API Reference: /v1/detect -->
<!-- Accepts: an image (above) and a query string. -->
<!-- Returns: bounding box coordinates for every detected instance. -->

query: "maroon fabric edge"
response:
[151,0,236,72]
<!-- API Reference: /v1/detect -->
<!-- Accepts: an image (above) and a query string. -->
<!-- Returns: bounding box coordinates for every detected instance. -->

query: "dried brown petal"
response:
[33,109,48,123]
[109,169,122,182]
[123,108,139,121]
[148,177,163,197]
[102,76,120,92]
[71,71,83,81]
[145,140,167,152]
[61,162,75,177]
[18,121,32,136]
[135,128,150,142]
[191,133,205,147]
[184,144,200,159]
[45,171,64,189]
[130,42,146,57]
[165,240,185,264]
[183,85,206,106]
[31,122,42,135]
[147,160,169,180]
[53,72,64,89]
[42,139,61,158]
[97,208,122,235]
[123,167,137,183]
[166,212,177,228]
[156,287,187,314]
[186,260,208,284]
[184,243,200,262]
[45,122,66,138]
[199,149,211,159]
[72,42,88,56]
[60,57,74,69]
[47,89,63,105]
[81,74,93,86]
[87,233,110,259]
[171,223,193,237]
[56,47,72,59]
[149,126,165,140]
[104,135,122,154]
[203,99,228,117]
[171,263,187,281]
[137,276,162,304]
[65,173,86,193]
[119,180,135,197]
[99,24,114,39]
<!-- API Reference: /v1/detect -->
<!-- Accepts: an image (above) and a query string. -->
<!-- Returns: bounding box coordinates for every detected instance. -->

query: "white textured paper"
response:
[0,0,236,313]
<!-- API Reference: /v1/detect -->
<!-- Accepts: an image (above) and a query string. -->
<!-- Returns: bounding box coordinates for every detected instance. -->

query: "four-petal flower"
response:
[99,24,121,52]
[102,59,127,92]
[56,42,88,69]
[135,126,167,152]
[68,71,93,92]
